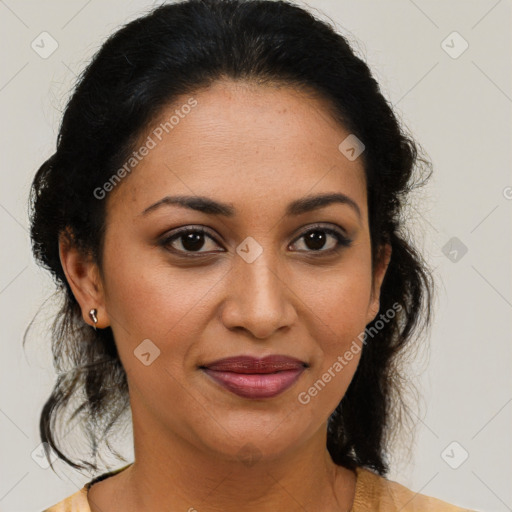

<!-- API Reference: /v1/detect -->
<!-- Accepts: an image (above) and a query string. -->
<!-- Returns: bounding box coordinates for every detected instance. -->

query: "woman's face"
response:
[78,80,390,462]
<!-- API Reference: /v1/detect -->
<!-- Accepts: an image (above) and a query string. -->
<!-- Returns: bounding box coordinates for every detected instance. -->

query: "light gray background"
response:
[1,1,510,511]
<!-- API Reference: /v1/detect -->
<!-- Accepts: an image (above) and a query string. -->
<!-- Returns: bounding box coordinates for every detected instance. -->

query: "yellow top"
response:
[42,464,476,511]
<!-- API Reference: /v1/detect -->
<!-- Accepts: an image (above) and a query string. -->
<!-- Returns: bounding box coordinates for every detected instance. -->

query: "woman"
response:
[31,0,473,510]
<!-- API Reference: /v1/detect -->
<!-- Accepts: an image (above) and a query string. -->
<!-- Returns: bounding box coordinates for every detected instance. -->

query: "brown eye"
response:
[290,226,352,254]
[160,227,223,255]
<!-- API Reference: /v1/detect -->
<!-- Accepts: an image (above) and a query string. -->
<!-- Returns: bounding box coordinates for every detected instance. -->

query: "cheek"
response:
[297,255,372,405]
[304,253,373,342]
[101,240,226,364]
[297,289,366,418]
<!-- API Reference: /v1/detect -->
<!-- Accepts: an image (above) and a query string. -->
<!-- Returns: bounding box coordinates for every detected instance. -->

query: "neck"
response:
[113,414,356,512]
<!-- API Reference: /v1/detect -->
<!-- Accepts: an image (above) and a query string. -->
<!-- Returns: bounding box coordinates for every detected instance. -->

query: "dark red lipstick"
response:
[201,355,307,399]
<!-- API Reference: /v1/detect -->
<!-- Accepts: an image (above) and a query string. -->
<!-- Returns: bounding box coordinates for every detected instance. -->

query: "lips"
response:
[203,355,307,373]
[200,355,308,399]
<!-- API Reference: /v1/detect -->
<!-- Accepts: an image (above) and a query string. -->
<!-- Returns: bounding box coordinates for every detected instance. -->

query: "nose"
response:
[219,252,298,340]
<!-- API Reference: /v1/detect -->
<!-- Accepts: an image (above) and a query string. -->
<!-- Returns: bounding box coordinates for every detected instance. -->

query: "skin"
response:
[59,79,391,512]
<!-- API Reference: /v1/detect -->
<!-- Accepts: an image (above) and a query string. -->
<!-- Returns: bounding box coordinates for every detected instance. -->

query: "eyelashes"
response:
[158,224,353,258]
[160,227,220,256]
[291,226,352,253]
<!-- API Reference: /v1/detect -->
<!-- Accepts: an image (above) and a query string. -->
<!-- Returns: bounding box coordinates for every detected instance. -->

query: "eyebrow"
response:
[140,192,362,221]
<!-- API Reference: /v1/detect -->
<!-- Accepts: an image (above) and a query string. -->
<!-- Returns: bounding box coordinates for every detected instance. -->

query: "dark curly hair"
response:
[27,0,434,475]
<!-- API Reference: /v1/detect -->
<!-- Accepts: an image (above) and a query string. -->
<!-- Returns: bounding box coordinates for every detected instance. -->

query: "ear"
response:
[366,242,392,325]
[58,229,108,329]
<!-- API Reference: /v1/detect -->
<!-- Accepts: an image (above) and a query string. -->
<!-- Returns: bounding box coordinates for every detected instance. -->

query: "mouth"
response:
[199,355,308,399]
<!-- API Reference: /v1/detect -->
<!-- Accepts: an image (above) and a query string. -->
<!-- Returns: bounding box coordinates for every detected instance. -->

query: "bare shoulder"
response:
[351,467,477,512]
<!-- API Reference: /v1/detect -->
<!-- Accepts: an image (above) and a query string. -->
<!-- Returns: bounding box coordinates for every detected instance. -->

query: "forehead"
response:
[107,79,367,223]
